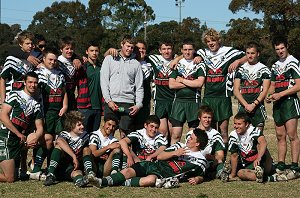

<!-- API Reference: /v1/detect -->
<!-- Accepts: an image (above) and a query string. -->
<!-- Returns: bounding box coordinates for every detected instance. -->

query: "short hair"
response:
[17,31,35,45]
[59,36,75,49]
[85,40,100,50]
[33,34,46,45]
[24,71,38,81]
[245,41,261,53]
[272,36,288,48]
[234,112,251,124]
[136,39,148,49]
[182,38,195,48]
[201,28,221,44]
[104,113,119,126]
[121,35,136,45]
[145,115,160,126]
[63,111,84,132]
[193,128,208,150]
[159,40,174,49]
[42,46,60,58]
[198,105,214,118]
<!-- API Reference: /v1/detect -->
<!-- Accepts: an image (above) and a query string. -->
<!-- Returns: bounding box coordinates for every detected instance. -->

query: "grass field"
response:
[1,99,300,198]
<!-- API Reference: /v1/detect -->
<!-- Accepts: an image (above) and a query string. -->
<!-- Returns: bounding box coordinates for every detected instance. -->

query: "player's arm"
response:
[272,78,300,101]
[169,77,186,89]
[56,137,79,170]
[169,55,183,69]
[157,146,188,161]
[90,142,120,158]
[181,76,205,88]
[257,79,271,103]
[104,48,119,57]
[59,91,68,116]
[254,135,267,167]
[0,77,6,104]
[266,81,275,102]
[229,152,238,178]
[129,66,144,115]
[119,137,135,166]
[228,55,247,73]
[146,145,167,161]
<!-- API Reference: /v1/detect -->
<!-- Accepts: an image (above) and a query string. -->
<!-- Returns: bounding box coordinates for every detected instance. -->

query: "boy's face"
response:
[24,76,38,95]
[233,118,249,135]
[120,41,134,58]
[86,46,99,62]
[181,44,195,60]
[246,47,259,65]
[73,121,84,135]
[37,40,46,52]
[61,44,74,59]
[199,112,213,129]
[43,53,58,70]
[144,122,159,138]
[20,38,34,53]
[159,44,173,60]
[274,43,289,60]
[186,133,199,149]
[103,120,117,136]
[205,37,220,52]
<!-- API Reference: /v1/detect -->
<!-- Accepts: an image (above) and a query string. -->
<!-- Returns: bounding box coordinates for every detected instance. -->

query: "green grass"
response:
[1,99,300,197]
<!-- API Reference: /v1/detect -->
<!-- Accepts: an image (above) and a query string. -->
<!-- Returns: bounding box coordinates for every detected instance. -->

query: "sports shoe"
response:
[274,173,288,182]
[75,178,89,188]
[255,166,264,183]
[88,174,102,188]
[29,171,42,180]
[155,177,179,188]
[285,169,300,180]
[43,173,56,186]
[18,170,30,181]
[111,170,118,175]
[220,161,231,182]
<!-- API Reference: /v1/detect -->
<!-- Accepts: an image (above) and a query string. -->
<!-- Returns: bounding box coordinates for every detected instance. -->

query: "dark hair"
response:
[245,41,261,53]
[85,40,100,50]
[272,36,288,48]
[24,71,38,81]
[104,113,119,126]
[193,128,208,150]
[159,40,174,49]
[145,115,160,126]
[198,105,214,118]
[136,39,148,49]
[34,34,46,45]
[234,112,251,124]
[42,46,60,57]
[182,38,195,48]
[59,36,75,49]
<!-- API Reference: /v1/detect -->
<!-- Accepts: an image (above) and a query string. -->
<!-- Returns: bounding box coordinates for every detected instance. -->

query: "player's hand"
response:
[271,92,282,101]
[82,56,88,64]
[108,101,118,111]
[176,76,184,83]
[129,105,140,116]
[244,103,255,113]
[109,142,120,150]
[265,93,273,103]
[73,59,82,70]
[175,147,190,156]
[228,59,240,73]
[127,157,135,167]
[145,156,153,161]
[254,158,261,167]
[17,133,27,144]
[27,55,41,66]
[73,157,79,170]
[107,48,119,57]
[169,59,179,69]
[193,56,202,64]
[58,106,68,116]
[26,134,38,148]
[188,176,203,185]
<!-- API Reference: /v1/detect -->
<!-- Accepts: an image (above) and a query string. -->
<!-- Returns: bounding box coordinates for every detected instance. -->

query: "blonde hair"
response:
[201,28,221,44]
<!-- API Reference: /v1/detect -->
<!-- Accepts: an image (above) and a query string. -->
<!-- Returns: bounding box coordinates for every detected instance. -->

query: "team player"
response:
[148,41,176,140]
[89,114,120,177]
[185,105,225,180]
[0,31,35,104]
[76,41,102,133]
[169,39,206,144]
[224,113,287,182]
[88,128,208,188]
[266,36,300,179]
[111,115,168,174]
[43,111,94,187]
[234,41,271,130]
[30,47,68,179]
[0,72,44,182]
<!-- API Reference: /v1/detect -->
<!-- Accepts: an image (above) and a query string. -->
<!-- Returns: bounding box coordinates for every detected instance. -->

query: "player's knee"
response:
[83,147,91,155]
[237,170,244,178]
[288,133,299,142]
[6,175,15,183]
[140,175,157,187]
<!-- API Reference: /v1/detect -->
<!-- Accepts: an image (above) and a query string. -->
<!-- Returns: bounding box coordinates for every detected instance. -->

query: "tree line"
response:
[1,0,300,66]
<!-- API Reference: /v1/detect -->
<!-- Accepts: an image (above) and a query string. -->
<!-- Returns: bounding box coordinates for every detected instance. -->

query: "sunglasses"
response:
[38,45,46,48]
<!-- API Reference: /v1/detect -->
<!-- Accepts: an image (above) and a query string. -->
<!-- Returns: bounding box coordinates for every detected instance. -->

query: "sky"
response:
[1,0,263,31]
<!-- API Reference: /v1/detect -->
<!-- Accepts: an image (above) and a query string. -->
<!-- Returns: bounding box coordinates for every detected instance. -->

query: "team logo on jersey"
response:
[47,73,63,91]
[19,97,35,116]
[272,63,285,75]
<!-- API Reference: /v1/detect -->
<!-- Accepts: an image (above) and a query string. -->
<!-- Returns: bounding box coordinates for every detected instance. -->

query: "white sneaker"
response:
[88,174,102,188]
[274,173,288,182]
[29,171,42,180]
[220,161,231,182]
[255,166,264,183]
[285,169,300,180]
[155,177,179,188]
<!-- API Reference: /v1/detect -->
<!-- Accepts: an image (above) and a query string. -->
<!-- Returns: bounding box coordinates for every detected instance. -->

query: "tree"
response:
[0,24,19,65]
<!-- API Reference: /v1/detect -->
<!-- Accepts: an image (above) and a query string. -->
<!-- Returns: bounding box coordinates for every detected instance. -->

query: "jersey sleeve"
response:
[155,134,168,147]
[127,131,139,145]
[4,91,17,107]
[169,69,178,79]
[89,132,100,146]
[228,133,239,154]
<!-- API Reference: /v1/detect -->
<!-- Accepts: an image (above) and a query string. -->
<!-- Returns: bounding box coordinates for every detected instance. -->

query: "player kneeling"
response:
[222,113,287,183]
[43,111,95,187]
[88,128,208,188]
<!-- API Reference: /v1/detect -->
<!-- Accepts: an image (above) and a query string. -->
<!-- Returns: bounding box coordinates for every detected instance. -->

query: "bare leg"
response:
[275,123,287,163]
[0,159,15,182]
[285,118,300,163]
[171,127,183,145]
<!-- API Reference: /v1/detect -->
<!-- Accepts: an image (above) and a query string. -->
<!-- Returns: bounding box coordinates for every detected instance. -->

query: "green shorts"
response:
[202,97,232,122]
[238,104,267,127]
[44,110,64,135]
[0,136,22,161]
[154,100,173,119]
[131,161,161,177]
[273,96,300,125]
[170,101,200,125]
